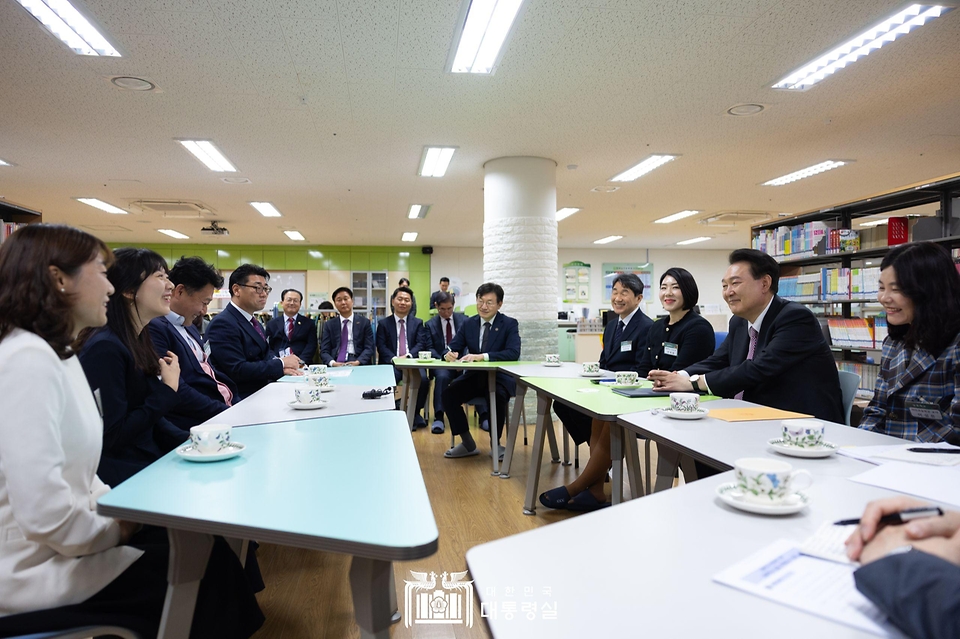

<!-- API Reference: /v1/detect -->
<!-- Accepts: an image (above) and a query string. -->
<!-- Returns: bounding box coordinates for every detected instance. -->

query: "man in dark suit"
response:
[266,288,318,363]
[320,286,376,366]
[417,291,468,433]
[377,286,429,429]
[429,277,455,309]
[148,256,238,429]
[441,283,521,460]
[207,264,301,399]
[650,248,843,423]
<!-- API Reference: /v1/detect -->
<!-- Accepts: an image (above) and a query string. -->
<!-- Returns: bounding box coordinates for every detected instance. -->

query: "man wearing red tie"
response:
[377,287,429,429]
[416,292,468,433]
[266,288,318,363]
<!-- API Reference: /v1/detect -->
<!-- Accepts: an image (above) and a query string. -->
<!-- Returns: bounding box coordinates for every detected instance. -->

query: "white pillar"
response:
[482,157,559,368]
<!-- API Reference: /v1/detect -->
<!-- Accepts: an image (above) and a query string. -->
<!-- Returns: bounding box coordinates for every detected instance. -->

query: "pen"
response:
[834,506,943,527]
[908,447,960,454]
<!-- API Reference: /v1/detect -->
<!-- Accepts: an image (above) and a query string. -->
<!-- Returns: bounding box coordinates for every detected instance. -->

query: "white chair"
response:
[838,370,862,426]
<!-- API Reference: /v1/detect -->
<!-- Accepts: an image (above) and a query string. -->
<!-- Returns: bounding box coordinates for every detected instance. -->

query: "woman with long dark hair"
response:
[859,242,960,443]
[76,248,186,486]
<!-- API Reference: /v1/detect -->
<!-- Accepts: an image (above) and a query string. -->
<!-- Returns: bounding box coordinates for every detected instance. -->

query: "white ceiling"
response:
[1,0,958,250]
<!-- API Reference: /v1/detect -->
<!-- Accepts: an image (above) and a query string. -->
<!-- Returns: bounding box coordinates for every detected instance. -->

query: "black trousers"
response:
[441,371,509,439]
[0,527,264,639]
[552,402,593,446]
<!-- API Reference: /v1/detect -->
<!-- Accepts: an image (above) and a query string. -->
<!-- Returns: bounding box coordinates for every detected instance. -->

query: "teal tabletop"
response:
[278,364,396,388]
[392,357,527,369]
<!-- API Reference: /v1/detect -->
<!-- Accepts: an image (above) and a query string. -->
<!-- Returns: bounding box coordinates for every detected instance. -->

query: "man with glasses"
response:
[441,282,521,460]
[208,263,301,398]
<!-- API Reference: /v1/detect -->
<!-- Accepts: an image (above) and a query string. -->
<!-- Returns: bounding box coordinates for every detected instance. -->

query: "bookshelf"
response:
[0,200,42,246]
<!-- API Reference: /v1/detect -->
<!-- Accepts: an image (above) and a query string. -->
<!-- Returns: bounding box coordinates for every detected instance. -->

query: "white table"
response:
[467,471,907,639]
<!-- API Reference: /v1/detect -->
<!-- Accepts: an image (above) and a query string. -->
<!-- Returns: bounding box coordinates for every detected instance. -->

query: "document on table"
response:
[714,539,898,637]
[838,442,960,466]
[278,369,353,382]
[707,407,811,422]
[848,461,960,507]
[800,522,858,565]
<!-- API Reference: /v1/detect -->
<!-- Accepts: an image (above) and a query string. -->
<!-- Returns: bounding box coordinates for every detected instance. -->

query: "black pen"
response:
[908,447,960,454]
[834,506,944,527]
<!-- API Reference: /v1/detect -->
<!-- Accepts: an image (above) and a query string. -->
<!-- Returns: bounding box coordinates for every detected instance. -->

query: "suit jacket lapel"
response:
[232,305,266,349]
[888,346,936,395]
[170,322,205,374]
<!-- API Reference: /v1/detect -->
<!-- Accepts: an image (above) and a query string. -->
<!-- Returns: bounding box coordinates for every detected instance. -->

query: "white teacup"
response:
[670,392,700,412]
[782,419,825,448]
[307,364,327,375]
[306,374,331,388]
[190,423,231,454]
[615,371,639,386]
[418,351,433,360]
[545,353,560,365]
[295,387,322,404]
[733,457,813,504]
[582,362,600,374]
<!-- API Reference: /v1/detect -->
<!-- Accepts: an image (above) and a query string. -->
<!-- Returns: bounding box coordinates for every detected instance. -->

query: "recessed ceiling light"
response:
[14,0,120,56]
[773,4,953,90]
[609,155,677,182]
[408,204,430,219]
[593,235,623,245]
[402,232,419,242]
[178,140,237,172]
[726,103,764,116]
[250,202,282,217]
[859,218,890,227]
[418,147,456,177]
[762,160,850,186]
[284,231,305,241]
[308,250,323,258]
[221,177,251,184]
[677,236,712,245]
[76,197,127,214]
[449,0,525,74]
[0,158,10,166]
[556,207,580,221]
[158,229,189,239]
[110,76,155,91]
[399,252,410,257]
[654,210,700,224]
[591,185,620,193]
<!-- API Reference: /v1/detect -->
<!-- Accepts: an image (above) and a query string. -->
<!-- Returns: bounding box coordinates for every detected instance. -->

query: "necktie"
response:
[481,322,491,352]
[398,319,407,356]
[250,316,266,341]
[182,325,232,405]
[734,326,759,401]
[287,317,294,341]
[611,320,624,352]
[337,319,349,363]
[445,318,453,346]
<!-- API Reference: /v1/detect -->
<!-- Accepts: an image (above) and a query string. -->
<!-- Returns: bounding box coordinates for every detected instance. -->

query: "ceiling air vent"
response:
[131,200,215,219]
[699,211,772,227]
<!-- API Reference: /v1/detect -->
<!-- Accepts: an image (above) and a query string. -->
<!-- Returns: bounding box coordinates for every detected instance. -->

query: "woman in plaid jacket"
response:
[859,242,960,443]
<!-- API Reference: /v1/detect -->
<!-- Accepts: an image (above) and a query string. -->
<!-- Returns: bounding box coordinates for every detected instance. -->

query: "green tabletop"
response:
[392,357,526,369]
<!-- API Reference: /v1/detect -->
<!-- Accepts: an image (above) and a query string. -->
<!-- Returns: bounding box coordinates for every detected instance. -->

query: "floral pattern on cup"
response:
[545,354,560,365]
[582,362,600,374]
[418,351,433,360]
[296,387,322,404]
[670,392,700,413]
[615,371,639,386]
[189,424,231,454]
[307,364,327,375]
[782,419,825,448]
[306,374,331,388]
[733,457,813,504]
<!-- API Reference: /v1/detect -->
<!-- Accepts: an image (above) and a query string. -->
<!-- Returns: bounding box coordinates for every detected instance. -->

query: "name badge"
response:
[203,342,212,357]
[663,342,679,357]
[620,341,632,352]
[906,399,943,421]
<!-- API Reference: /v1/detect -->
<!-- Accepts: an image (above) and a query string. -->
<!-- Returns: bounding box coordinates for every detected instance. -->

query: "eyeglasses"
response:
[240,284,273,295]
[476,299,499,308]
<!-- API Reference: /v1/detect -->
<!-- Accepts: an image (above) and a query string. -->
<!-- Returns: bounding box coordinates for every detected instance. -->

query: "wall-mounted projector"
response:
[201,221,229,236]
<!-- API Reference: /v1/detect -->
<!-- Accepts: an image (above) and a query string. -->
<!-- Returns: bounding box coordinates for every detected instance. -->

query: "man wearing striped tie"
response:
[416,292,469,433]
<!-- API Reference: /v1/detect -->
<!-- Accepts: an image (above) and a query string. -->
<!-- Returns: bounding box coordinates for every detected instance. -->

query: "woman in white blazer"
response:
[0,225,263,638]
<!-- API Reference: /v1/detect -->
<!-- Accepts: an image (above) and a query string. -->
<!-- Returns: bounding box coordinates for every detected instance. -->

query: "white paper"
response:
[837,442,960,466]
[800,522,858,565]
[714,539,897,637]
[325,369,353,378]
[848,461,960,508]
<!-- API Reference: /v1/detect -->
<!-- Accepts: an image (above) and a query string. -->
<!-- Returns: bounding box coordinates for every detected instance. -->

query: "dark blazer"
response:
[417,312,469,359]
[206,303,284,399]
[686,296,843,423]
[319,314,376,365]
[265,313,318,362]
[596,310,654,373]
[429,290,456,309]
[447,312,521,395]
[78,327,186,486]
[855,549,960,639]
[635,312,715,377]
[376,314,425,363]
[147,316,239,429]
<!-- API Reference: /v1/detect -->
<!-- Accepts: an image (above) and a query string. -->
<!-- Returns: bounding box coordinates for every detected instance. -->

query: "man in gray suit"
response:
[416,292,468,433]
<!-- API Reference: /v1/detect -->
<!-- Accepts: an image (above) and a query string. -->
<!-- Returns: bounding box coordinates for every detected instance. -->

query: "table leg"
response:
[679,455,699,483]
[349,557,393,639]
[522,394,552,515]
[623,433,643,499]
[157,529,214,639]
[610,421,624,505]
[654,445,682,493]
[545,415,560,463]
[399,368,410,411]
[404,368,420,431]
[389,565,401,624]
[488,370,499,476]
[500,383,527,479]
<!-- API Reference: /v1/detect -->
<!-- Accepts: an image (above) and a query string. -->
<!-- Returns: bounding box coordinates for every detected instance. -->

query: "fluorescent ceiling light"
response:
[0,158,10,166]
[773,5,953,90]
[408,204,430,219]
[762,160,849,186]
[15,0,120,56]
[308,250,323,258]
[76,197,127,214]
[859,218,890,227]
[609,155,677,182]
[677,236,712,245]
[399,252,410,257]
[217,250,230,257]
[284,231,305,241]
[250,202,282,217]
[178,140,237,172]
[418,146,456,177]
[450,0,524,74]
[654,209,700,224]
[158,229,189,239]
[593,235,623,245]
[402,232,419,242]
[556,207,580,221]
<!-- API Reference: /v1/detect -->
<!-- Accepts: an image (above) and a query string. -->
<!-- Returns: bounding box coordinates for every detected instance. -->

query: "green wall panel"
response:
[368,253,388,270]
[239,249,263,267]
[325,251,350,271]
[350,252,370,270]
[286,251,306,270]
[262,250,286,270]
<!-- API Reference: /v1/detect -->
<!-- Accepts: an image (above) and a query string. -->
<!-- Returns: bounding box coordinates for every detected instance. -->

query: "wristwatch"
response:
[690,375,703,393]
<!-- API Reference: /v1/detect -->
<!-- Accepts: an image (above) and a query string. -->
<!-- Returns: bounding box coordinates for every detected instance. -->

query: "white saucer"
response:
[768,438,838,458]
[599,381,643,389]
[542,362,562,367]
[288,399,329,410]
[176,442,245,463]
[660,407,709,420]
[716,482,810,515]
[417,358,435,363]
[580,371,603,377]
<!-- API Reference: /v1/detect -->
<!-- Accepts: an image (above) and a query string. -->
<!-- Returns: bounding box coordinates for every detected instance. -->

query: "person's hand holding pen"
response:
[845,496,960,563]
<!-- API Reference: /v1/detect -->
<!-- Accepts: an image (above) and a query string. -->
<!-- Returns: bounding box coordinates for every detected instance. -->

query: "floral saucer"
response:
[176,442,245,463]
[660,407,709,420]
[288,399,329,410]
[768,438,838,458]
[715,482,810,515]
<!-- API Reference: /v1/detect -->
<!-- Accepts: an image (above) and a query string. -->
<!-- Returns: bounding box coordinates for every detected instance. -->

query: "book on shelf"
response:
[816,266,880,301]
[826,318,875,349]
[837,361,879,397]
[0,222,27,245]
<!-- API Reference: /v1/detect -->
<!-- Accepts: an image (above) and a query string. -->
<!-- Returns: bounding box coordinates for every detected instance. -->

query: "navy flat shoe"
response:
[538,486,572,509]
[566,490,611,513]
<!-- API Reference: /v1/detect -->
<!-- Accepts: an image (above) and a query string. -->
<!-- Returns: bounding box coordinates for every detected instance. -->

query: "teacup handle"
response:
[788,469,813,493]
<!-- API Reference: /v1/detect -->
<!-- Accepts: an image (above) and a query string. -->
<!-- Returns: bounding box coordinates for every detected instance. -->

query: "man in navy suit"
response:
[207,264,302,399]
[320,287,375,366]
[429,277,455,309]
[377,286,428,429]
[417,291,468,433]
[266,288,318,363]
[148,257,238,428]
[441,282,521,459]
